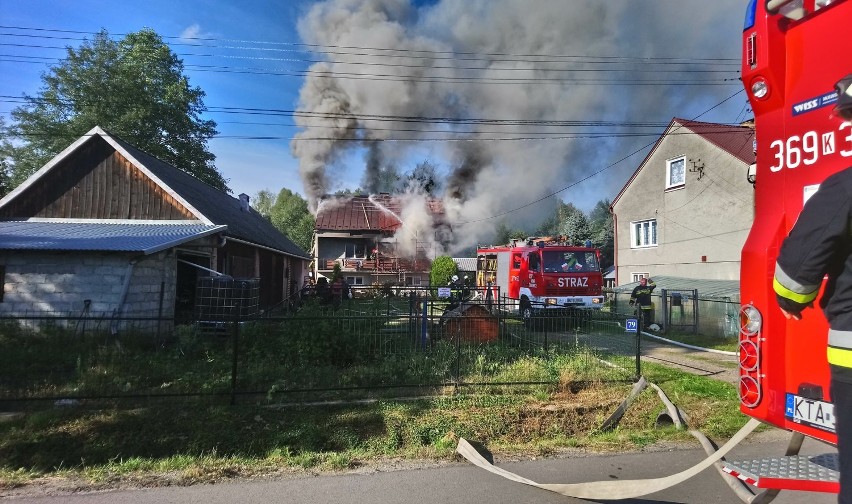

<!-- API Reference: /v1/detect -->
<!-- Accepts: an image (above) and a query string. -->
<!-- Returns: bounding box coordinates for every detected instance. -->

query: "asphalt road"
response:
[5,434,838,504]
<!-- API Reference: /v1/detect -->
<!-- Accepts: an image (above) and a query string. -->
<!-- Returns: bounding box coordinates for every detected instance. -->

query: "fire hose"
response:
[454,379,785,501]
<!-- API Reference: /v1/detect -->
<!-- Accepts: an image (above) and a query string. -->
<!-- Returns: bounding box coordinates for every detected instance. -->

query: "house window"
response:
[345,243,366,258]
[631,272,650,282]
[345,276,364,286]
[666,156,686,189]
[631,219,657,248]
[405,276,422,286]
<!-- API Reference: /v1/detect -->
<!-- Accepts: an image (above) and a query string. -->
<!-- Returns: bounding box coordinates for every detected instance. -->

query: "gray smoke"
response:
[291,0,746,253]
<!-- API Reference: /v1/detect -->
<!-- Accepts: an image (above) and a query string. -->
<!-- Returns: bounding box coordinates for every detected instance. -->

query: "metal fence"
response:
[609,290,740,338]
[0,285,649,405]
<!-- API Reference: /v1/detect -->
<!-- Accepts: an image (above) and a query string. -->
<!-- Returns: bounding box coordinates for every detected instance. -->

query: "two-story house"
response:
[313,194,446,288]
[610,118,756,286]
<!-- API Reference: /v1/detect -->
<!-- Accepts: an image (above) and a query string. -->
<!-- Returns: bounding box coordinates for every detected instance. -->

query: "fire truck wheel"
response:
[521,299,534,328]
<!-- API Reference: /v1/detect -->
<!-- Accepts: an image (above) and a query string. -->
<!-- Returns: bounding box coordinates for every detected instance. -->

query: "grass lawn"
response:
[0,362,750,493]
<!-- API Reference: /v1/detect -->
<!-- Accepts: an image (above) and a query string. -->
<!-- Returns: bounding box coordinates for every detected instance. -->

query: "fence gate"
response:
[661,289,698,334]
[195,277,260,332]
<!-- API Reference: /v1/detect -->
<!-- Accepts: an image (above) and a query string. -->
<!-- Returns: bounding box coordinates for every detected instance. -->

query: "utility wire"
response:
[0,25,741,64]
[455,89,745,225]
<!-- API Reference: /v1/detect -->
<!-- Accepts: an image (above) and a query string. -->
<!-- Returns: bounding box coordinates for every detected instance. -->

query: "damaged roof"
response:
[314,194,445,233]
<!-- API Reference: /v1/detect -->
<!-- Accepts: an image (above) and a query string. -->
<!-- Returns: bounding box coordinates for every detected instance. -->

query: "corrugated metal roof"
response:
[611,275,740,300]
[0,221,226,255]
[314,194,444,232]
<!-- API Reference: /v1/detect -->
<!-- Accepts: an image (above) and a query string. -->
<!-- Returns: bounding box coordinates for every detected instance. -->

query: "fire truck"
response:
[725,0,852,493]
[475,237,604,325]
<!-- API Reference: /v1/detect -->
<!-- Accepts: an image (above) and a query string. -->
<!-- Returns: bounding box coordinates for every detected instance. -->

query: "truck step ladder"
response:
[723,453,839,493]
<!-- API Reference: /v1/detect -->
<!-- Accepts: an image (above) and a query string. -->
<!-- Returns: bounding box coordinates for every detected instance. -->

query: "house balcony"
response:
[318,257,431,273]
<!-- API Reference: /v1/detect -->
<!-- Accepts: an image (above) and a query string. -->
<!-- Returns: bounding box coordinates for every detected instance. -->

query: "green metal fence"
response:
[0,286,642,404]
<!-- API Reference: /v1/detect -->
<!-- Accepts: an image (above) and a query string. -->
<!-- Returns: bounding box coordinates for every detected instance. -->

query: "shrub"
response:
[430,256,458,288]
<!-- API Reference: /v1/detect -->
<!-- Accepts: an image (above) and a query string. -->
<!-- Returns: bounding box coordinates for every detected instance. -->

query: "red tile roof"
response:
[675,118,755,165]
[314,194,445,232]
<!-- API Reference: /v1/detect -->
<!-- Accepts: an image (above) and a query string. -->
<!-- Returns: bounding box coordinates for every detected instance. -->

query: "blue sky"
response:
[0,0,751,248]
[0,0,317,200]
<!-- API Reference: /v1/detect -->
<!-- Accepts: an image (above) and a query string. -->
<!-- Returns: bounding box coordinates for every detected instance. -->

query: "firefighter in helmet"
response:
[629,277,656,323]
[773,73,852,502]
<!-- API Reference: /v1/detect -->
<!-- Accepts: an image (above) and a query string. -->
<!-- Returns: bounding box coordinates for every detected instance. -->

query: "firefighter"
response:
[629,277,656,324]
[448,274,462,309]
[773,72,852,503]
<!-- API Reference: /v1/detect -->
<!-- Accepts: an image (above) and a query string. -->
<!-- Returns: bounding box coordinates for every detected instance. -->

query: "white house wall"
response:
[613,128,754,284]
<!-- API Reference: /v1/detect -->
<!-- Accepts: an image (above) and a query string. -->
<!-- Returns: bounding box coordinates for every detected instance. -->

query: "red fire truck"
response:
[727,0,852,493]
[476,237,605,325]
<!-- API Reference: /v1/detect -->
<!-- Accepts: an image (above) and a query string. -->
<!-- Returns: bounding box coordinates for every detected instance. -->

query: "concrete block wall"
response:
[0,251,176,323]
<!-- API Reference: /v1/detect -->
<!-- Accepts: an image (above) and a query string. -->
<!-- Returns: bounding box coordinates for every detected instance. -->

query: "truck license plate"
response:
[785,393,835,433]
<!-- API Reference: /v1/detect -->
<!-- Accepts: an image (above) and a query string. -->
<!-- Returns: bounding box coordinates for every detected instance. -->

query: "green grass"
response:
[0,365,748,491]
[0,300,749,491]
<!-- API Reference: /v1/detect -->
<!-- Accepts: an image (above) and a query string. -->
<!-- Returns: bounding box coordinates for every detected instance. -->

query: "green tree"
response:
[0,117,13,197]
[254,187,315,253]
[253,189,275,220]
[430,255,458,287]
[555,202,590,244]
[405,160,441,195]
[588,199,614,269]
[9,29,227,191]
[493,222,528,246]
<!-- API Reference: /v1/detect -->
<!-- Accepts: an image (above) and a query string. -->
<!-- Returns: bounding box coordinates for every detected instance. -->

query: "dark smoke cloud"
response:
[291,0,746,252]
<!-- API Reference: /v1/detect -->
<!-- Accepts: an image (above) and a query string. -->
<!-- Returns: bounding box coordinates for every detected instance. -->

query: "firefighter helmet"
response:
[452,275,459,282]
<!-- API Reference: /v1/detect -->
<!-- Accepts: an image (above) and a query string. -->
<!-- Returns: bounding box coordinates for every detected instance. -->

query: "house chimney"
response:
[239,193,250,211]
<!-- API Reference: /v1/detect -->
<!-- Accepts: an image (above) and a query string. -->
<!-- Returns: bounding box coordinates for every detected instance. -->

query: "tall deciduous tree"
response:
[254,188,315,253]
[588,199,614,269]
[9,29,227,191]
[555,202,590,244]
[0,117,13,196]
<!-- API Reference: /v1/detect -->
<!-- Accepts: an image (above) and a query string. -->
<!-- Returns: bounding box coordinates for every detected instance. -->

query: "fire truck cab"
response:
[476,237,605,325]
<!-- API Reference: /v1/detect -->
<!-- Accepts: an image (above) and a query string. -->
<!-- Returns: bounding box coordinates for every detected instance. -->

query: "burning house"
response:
[312,193,448,288]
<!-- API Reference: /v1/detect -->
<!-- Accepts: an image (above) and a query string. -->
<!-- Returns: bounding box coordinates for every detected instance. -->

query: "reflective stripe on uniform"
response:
[828,329,852,349]
[827,330,852,368]
[773,264,820,303]
[828,346,852,368]
[773,278,818,304]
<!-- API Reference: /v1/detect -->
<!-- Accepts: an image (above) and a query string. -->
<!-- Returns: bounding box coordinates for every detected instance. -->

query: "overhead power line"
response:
[0,25,741,64]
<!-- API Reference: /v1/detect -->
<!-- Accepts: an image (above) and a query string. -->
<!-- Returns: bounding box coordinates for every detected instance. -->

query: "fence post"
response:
[660,289,668,335]
[692,289,699,334]
[230,302,240,406]
[421,294,428,350]
[455,326,461,385]
[635,310,643,381]
[156,281,165,346]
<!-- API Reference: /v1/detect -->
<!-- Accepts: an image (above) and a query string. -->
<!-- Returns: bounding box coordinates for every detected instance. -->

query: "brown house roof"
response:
[315,194,445,233]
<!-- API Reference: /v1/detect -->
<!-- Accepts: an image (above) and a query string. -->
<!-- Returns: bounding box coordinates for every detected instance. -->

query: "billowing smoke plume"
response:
[291,0,745,254]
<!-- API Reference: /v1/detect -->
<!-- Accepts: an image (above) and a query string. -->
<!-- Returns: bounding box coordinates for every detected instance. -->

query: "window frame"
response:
[631,272,650,283]
[630,219,658,248]
[666,156,686,190]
